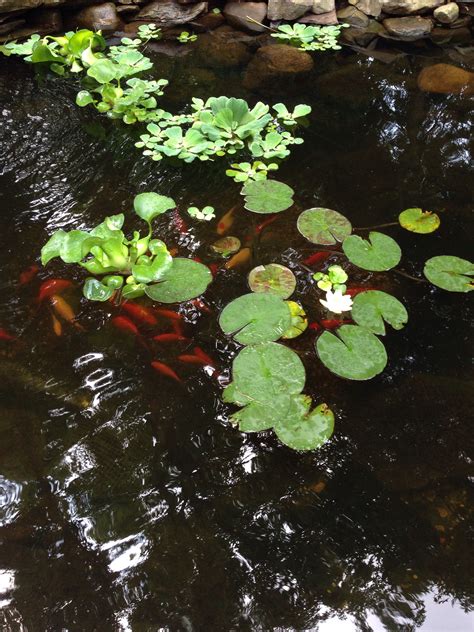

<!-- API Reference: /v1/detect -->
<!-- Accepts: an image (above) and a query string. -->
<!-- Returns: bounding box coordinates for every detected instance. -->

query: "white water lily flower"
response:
[320,289,353,314]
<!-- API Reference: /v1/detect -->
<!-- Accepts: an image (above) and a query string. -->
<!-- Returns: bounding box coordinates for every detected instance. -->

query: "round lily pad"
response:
[316,324,387,380]
[423,255,474,293]
[399,208,440,234]
[342,231,401,272]
[297,208,352,245]
[219,293,291,345]
[230,393,293,433]
[282,301,308,339]
[248,264,296,299]
[145,258,212,303]
[242,180,294,214]
[351,290,408,335]
[274,396,335,451]
[211,236,241,257]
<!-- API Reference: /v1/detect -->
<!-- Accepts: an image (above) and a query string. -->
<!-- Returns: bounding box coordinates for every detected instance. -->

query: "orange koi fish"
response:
[255,215,278,234]
[0,328,16,341]
[177,354,208,366]
[224,247,251,270]
[19,264,39,285]
[208,263,220,277]
[320,319,351,330]
[153,333,189,343]
[217,207,235,236]
[151,360,182,383]
[121,302,158,327]
[111,315,139,336]
[38,279,73,303]
[308,322,322,331]
[302,252,331,267]
[345,287,377,297]
[190,299,212,314]
[153,308,183,322]
[193,346,215,366]
[171,320,184,336]
[50,310,63,336]
[50,295,84,330]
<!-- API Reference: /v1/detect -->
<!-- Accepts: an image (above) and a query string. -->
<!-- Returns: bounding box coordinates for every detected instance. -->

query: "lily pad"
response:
[133,192,176,224]
[241,180,294,214]
[316,324,387,380]
[219,293,291,345]
[351,290,408,335]
[342,231,401,272]
[282,301,308,339]
[230,393,293,432]
[423,255,474,293]
[248,264,296,299]
[145,258,212,303]
[399,208,440,234]
[297,208,352,245]
[211,236,241,257]
[274,397,335,451]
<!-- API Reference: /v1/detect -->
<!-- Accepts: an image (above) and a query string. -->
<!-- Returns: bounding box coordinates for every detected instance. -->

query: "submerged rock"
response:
[433,2,460,24]
[380,0,443,14]
[348,0,382,17]
[417,63,474,95]
[337,5,370,27]
[383,15,433,40]
[196,32,252,67]
[70,3,121,33]
[223,1,267,32]
[243,43,314,91]
[137,0,207,26]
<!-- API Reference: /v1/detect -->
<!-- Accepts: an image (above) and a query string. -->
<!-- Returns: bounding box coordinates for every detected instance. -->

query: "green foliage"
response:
[313,264,348,293]
[187,205,215,221]
[272,103,312,126]
[399,208,440,234]
[351,291,408,335]
[297,208,352,245]
[423,255,474,293]
[274,399,334,451]
[134,191,176,223]
[282,301,308,339]
[219,293,291,344]
[342,231,401,272]
[211,236,241,257]
[177,31,197,44]
[144,258,212,303]
[241,179,294,214]
[225,161,278,183]
[248,264,296,299]
[271,23,347,52]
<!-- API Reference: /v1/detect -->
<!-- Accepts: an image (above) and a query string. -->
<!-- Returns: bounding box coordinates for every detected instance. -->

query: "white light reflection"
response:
[0,570,15,608]
[101,533,149,574]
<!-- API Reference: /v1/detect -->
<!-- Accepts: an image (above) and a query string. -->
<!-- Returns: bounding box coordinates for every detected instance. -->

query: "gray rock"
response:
[348,0,381,17]
[299,8,337,23]
[312,0,334,14]
[383,15,433,39]
[0,0,63,15]
[341,18,386,45]
[417,62,474,94]
[380,0,443,15]
[267,0,312,20]
[337,5,370,27]
[243,43,314,91]
[72,3,121,33]
[0,17,24,33]
[137,0,207,26]
[434,2,460,23]
[430,25,472,44]
[223,1,267,32]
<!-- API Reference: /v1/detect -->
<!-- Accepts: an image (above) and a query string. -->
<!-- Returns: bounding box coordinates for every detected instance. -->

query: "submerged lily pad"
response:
[342,231,401,272]
[274,397,334,451]
[211,236,241,257]
[297,208,352,245]
[399,208,440,234]
[248,264,296,299]
[219,293,291,344]
[145,258,212,303]
[351,290,408,335]
[282,301,308,339]
[242,180,294,214]
[316,324,387,380]
[423,255,474,293]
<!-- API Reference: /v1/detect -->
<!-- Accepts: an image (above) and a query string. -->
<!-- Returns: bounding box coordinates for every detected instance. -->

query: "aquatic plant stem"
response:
[353,222,399,231]
[392,269,427,283]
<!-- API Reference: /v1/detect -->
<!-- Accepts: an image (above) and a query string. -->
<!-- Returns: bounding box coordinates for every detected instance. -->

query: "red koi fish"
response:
[345,287,378,297]
[152,333,189,343]
[321,319,352,330]
[308,322,322,331]
[151,360,182,383]
[50,295,84,330]
[302,252,331,267]
[171,320,184,336]
[121,302,158,327]
[190,299,212,314]
[255,215,278,234]
[208,263,220,277]
[111,316,139,336]
[19,264,39,286]
[217,207,235,236]
[0,328,16,341]
[177,354,208,366]
[173,209,188,234]
[153,308,183,322]
[193,346,215,366]
[37,279,74,303]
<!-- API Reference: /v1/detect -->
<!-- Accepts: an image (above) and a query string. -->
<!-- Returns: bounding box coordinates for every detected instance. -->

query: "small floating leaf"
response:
[242,180,294,214]
[282,301,308,339]
[399,208,440,234]
[316,324,387,380]
[145,258,212,303]
[134,192,176,223]
[274,397,334,451]
[211,236,241,257]
[423,255,474,293]
[351,290,408,335]
[219,293,291,344]
[342,231,401,272]
[297,208,352,245]
[248,263,296,299]
[83,278,114,302]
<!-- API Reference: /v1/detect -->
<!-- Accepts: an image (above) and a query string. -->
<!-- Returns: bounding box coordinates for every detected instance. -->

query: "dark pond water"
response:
[0,41,473,631]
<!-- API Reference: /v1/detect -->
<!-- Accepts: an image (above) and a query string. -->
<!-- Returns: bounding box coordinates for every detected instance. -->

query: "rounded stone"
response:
[417,63,474,95]
[243,44,314,91]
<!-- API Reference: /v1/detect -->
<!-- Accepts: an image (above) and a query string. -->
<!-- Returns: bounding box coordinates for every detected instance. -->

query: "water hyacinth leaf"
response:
[41,230,67,265]
[316,324,387,380]
[132,246,172,284]
[242,180,294,214]
[282,301,308,339]
[60,230,97,263]
[342,231,401,272]
[134,192,176,223]
[297,208,352,245]
[231,342,306,402]
[423,255,474,293]
[399,208,440,234]
[87,59,119,84]
[274,397,335,451]
[351,290,408,335]
[83,278,115,302]
[219,293,291,344]
[145,258,212,303]
[248,264,296,299]
[231,393,293,432]
[211,236,241,257]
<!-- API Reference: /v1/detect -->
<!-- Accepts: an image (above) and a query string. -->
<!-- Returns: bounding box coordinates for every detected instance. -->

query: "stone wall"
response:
[0,0,473,48]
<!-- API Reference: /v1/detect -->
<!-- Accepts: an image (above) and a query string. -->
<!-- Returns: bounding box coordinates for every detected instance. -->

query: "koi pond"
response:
[0,36,473,631]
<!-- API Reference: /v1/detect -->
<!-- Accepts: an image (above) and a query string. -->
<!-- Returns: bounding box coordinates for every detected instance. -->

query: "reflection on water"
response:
[0,48,473,631]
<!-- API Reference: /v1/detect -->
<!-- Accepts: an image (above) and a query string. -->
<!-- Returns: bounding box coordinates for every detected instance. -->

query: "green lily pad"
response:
[248,264,296,299]
[342,231,401,272]
[423,255,474,293]
[351,290,408,335]
[133,192,176,224]
[211,236,241,257]
[282,301,308,339]
[399,208,440,234]
[145,258,212,303]
[219,293,291,345]
[230,393,293,432]
[241,180,294,214]
[274,397,335,451]
[316,324,387,380]
[297,208,352,245]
